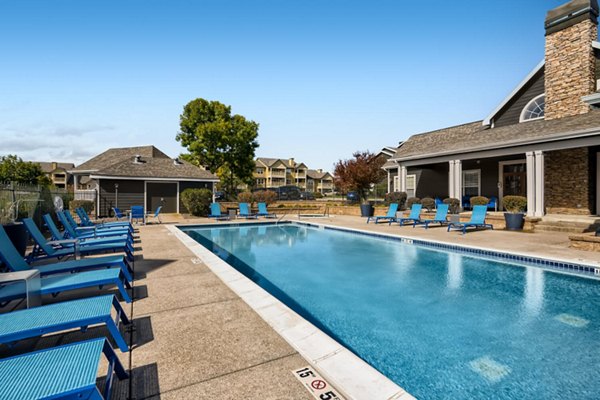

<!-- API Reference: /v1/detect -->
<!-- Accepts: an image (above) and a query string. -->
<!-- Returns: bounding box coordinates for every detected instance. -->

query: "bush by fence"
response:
[181,188,213,216]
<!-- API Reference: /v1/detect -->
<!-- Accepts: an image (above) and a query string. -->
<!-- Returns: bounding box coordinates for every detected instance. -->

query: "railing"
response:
[74,189,97,201]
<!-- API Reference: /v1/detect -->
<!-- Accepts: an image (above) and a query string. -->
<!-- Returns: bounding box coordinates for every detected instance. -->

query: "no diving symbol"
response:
[311,379,326,390]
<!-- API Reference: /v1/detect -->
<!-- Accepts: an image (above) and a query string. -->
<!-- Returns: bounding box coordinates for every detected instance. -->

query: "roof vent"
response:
[173,158,183,165]
[133,155,143,164]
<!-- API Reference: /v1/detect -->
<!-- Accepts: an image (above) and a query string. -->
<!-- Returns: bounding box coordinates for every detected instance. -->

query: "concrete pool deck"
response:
[2,213,599,399]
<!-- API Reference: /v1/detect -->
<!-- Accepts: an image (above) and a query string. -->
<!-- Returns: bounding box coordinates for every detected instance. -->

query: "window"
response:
[393,175,400,192]
[520,93,545,122]
[462,169,480,197]
[256,168,264,174]
[406,174,416,198]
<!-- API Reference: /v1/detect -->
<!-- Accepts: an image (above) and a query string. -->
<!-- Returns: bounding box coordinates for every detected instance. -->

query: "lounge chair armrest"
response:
[47,239,79,246]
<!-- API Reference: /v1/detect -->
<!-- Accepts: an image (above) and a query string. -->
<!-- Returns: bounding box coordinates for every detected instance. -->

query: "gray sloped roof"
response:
[307,169,333,179]
[71,145,218,180]
[256,157,284,167]
[391,110,600,161]
[71,145,169,172]
[37,162,75,173]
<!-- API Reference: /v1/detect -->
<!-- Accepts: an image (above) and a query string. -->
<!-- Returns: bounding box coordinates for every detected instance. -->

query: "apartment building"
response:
[254,157,332,193]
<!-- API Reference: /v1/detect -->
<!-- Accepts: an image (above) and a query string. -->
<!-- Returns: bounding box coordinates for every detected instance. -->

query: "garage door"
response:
[146,182,178,213]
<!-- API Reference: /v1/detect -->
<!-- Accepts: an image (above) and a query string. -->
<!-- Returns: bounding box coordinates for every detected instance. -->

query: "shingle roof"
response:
[391,110,600,161]
[37,162,75,173]
[71,145,218,180]
[256,157,281,167]
[307,169,333,179]
[71,145,169,172]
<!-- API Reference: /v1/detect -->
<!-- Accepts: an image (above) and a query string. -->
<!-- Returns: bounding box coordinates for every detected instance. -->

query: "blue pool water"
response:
[182,223,600,400]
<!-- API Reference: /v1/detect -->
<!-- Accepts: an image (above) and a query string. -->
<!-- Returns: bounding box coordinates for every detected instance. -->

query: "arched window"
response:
[520,93,545,122]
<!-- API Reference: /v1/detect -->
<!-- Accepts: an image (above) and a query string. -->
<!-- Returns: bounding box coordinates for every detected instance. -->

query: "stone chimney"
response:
[544,0,599,120]
[288,158,295,166]
[51,162,57,170]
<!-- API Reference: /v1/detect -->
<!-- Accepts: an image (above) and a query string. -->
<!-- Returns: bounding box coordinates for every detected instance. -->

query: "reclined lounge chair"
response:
[367,203,398,224]
[57,211,132,242]
[447,205,494,235]
[238,203,258,219]
[76,207,133,230]
[0,337,128,400]
[391,204,422,226]
[413,204,449,229]
[208,203,230,221]
[257,202,276,218]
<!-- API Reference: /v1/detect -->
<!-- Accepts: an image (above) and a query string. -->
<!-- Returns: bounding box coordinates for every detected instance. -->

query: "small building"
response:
[70,145,219,216]
[384,0,600,216]
[37,162,75,189]
[307,169,335,194]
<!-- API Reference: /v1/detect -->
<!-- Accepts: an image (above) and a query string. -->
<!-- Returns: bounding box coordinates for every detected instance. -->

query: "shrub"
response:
[502,195,527,213]
[314,192,324,199]
[406,197,421,209]
[470,196,489,207]
[181,188,213,216]
[443,198,460,214]
[421,197,435,212]
[69,200,94,214]
[385,191,407,209]
[254,190,278,205]
[237,191,254,204]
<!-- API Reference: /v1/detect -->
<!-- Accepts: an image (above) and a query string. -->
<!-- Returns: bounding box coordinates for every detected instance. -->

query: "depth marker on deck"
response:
[293,366,346,400]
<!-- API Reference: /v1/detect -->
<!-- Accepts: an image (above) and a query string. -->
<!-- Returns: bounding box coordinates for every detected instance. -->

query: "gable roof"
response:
[37,162,75,173]
[255,157,280,167]
[307,169,333,179]
[71,145,218,181]
[391,110,600,162]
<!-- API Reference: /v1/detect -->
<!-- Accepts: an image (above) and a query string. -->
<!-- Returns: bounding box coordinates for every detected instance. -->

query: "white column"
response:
[455,160,462,207]
[387,170,391,193]
[534,150,544,217]
[400,166,407,192]
[448,160,455,199]
[526,151,536,217]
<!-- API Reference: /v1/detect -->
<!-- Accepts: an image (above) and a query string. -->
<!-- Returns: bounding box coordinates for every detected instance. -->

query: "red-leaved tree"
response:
[334,151,386,202]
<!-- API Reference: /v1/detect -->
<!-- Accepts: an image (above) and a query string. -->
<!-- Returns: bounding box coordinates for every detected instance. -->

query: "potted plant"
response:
[502,195,527,230]
[1,200,28,256]
[443,197,461,223]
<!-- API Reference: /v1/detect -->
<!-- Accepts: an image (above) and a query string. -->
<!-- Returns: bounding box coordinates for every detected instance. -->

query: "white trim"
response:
[406,174,416,198]
[526,153,536,216]
[96,178,101,216]
[90,174,218,182]
[582,92,600,106]
[498,159,527,211]
[534,151,544,217]
[144,181,147,214]
[593,41,600,50]
[392,128,600,165]
[462,169,480,197]
[519,93,545,123]
[482,60,545,126]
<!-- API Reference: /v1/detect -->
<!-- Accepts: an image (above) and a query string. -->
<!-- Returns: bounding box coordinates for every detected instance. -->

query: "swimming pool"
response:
[181,223,600,400]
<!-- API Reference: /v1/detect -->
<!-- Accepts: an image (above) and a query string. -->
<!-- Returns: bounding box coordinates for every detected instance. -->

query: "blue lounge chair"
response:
[146,205,162,224]
[367,203,398,224]
[57,211,132,242]
[0,267,132,304]
[414,204,449,228]
[113,206,126,220]
[43,214,130,248]
[257,202,276,218]
[130,205,145,224]
[0,337,128,400]
[77,207,132,230]
[23,218,134,262]
[64,210,132,236]
[392,204,422,226]
[435,197,444,208]
[0,294,130,352]
[238,203,257,219]
[0,225,134,282]
[447,205,494,235]
[208,203,230,220]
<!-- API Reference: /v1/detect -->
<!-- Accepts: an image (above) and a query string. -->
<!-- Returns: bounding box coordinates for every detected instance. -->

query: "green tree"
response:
[333,151,386,202]
[0,155,50,185]
[176,98,259,196]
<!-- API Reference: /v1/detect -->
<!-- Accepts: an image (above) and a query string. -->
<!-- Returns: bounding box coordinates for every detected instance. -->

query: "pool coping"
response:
[167,223,414,400]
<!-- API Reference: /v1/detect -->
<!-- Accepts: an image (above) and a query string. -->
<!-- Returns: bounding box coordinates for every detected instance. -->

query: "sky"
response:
[0,0,567,172]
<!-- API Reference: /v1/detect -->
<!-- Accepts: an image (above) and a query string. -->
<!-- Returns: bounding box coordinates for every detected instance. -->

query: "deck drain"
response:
[555,313,589,328]
[190,258,202,265]
[469,356,511,383]
[292,366,346,400]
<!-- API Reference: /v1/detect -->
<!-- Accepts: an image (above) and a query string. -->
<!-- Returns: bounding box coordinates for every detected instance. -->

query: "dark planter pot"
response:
[504,213,525,231]
[3,222,28,256]
[360,204,374,217]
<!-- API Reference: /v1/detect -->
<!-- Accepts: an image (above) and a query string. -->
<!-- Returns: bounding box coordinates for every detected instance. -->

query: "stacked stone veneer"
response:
[545,19,598,120]
[545,148,592,214]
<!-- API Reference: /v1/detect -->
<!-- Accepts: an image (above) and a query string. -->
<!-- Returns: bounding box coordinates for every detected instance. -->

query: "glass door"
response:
[503,163,527,197]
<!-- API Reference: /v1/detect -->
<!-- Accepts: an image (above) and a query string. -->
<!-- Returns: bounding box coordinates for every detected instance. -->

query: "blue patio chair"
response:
[447,205,494,235]
[146,205,162,224]
[113,206,126,220]
[414,204,449,229]
[367,203,398,224]
[0,338,128,400]
[0,225,134,282]
[208,203,230,220]
[130,205,145,224]
[392,204,422,226]
[0,294,130,352]
[435,197,444,208]
[77,207,132,230]
[257,202,276,218]
[23,218,134,262]
[462,195,472,210]
[0,267,132,304]
[57,211,132,242]
[238,203,257,219]
[487,196,498,211]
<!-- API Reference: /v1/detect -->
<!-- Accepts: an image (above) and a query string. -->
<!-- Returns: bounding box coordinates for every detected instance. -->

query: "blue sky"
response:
[0,0,566,171]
